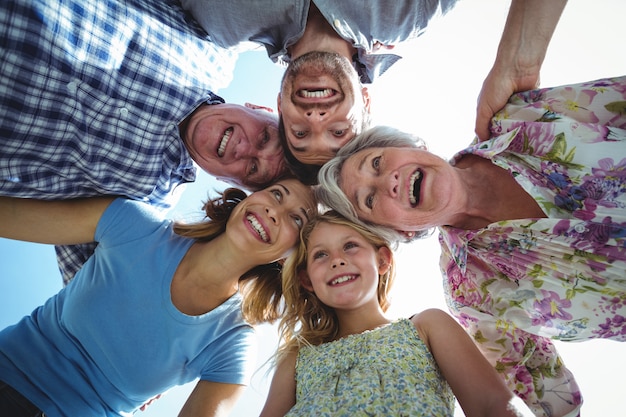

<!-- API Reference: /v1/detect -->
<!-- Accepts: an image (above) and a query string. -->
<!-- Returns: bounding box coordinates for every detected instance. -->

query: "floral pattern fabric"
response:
[439,76,626,417]
[287,319,454,417]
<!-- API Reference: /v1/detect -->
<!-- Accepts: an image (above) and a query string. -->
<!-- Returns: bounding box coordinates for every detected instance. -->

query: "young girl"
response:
[260,210,531,417]
[0,179,316,417]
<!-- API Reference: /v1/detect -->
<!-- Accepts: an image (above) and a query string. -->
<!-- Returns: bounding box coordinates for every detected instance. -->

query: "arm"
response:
[178,380,246,417]
[475,0,567,141]
[259,350,298,417]
[412,309,532,417]
[0,196,114,245]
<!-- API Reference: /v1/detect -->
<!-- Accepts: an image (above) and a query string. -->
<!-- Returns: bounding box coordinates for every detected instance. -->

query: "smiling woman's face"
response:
[339,146,460,231]
[227,179,316,263]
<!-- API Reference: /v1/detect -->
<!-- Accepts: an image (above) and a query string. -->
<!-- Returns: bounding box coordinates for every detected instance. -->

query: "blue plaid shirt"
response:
[1,0,235,283]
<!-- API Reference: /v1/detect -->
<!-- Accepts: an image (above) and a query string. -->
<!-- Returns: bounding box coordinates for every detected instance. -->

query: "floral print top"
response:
[286,319,454,417]
[439,76,626,417]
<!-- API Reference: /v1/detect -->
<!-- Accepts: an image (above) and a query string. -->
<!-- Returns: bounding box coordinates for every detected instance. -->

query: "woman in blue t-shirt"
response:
[0,178,316,417]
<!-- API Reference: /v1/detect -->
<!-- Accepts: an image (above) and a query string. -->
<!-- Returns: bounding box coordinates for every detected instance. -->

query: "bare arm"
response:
[259,351,297,417]
[178,380,246,417]
[0,196,114,245]
[412,309,532,417]
[475,0,567,141]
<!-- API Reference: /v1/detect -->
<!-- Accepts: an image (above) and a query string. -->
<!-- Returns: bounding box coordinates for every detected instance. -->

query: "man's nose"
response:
[233,139,252,158]
[305,109,327,120]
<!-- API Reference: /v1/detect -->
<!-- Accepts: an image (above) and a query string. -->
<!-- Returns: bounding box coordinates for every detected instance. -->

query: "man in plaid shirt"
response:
[0,0,288,283]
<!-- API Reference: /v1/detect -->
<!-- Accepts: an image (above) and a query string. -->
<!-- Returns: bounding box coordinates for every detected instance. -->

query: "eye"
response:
[291,214,304,229]
[372,156,381,171]
[312,250,327,260]
[260,129,270,147]
[248,161,258,176]
[332,129,346,137]
[344,241,358,251]
[293,130,307,138]
[365,193,374,210]
[271,189,283,201]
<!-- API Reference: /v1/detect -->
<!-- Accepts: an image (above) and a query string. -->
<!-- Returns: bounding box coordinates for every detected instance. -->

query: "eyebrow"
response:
[277,183,290,195]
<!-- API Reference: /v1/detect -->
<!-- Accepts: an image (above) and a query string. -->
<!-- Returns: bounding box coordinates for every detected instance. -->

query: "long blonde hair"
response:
[277,210,396,358]
[173,187,291,325]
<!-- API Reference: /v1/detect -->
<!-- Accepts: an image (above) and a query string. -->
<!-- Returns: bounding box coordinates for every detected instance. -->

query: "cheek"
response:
[277,228,300,257]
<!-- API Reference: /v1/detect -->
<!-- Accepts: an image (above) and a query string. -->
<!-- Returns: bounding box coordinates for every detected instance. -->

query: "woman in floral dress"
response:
[316,76,626,417]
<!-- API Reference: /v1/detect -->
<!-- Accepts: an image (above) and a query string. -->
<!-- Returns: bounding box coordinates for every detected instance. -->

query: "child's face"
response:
[301,222,390,311]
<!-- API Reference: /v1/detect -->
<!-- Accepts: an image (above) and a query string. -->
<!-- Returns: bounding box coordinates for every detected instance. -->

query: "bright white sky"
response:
[1,0,625,416]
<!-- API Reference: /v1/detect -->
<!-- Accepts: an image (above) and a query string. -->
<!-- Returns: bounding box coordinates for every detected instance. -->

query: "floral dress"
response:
[286,319,454,417]
[439,76,626,417]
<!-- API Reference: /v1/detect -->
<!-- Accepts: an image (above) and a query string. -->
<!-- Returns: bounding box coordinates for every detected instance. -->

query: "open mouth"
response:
[409,169,423,206]
[330,274,357,286]
[246,214,269,242]
[297,88,337,100]
[217,127,233,157]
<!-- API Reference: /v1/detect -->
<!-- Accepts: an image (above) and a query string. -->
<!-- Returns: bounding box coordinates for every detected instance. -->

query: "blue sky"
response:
[2,1,626,416]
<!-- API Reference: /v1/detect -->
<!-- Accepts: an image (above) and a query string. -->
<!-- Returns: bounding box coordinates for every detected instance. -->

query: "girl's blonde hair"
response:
[173,187,296,325]
[277,210,396,358]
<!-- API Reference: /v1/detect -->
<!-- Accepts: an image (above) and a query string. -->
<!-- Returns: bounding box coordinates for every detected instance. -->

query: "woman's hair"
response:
[316,125,431,243]
[173,188,290,325]
[277,210,396,358]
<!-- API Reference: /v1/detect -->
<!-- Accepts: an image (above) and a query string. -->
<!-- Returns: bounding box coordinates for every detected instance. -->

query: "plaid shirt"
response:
[1,0,235,282]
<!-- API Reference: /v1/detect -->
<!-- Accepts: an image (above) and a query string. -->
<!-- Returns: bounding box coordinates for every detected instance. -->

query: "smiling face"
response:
[182,103,287,189]
[278,51,370,166]
[301,222,390,311]
[339,146,463,231]
[227,179,316,264]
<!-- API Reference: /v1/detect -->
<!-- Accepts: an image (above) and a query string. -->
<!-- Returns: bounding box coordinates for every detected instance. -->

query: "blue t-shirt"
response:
[0,199,256,417]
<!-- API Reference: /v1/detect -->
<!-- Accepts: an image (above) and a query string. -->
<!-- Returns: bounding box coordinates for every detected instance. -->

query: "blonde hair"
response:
[173,187,302,325]
[277,210,396,359]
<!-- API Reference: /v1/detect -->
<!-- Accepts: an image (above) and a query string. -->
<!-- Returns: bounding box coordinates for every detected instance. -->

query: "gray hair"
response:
[316,126,431,244]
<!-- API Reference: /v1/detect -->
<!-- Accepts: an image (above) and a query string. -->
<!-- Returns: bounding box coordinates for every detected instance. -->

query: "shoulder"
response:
[410,308,457,344]
[96,198,169,243]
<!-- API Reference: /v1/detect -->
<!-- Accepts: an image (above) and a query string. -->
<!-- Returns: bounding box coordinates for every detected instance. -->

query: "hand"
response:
[474,0,566,142]
[475,66,540,141]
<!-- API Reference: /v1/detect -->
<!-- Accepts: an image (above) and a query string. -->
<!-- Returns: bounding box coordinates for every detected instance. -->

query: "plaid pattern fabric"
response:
[0,0,233,282]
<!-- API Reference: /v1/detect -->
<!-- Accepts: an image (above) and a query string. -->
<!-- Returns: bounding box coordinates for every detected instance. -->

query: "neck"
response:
[450,155,546,229]
[335,303,390,339]
[288,3,356,60]
[171,236,257,315]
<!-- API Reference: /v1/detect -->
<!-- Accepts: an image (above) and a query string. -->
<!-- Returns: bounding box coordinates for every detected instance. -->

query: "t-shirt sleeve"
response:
[200,309,258,386]
[95,198,167,247]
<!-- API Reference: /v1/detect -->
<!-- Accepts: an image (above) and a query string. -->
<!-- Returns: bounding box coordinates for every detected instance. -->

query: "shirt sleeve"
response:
[95,199,167,248]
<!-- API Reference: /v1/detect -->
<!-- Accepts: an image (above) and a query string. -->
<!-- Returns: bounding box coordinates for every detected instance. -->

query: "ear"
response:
[362,86,371,112]
[398,230,416,240]
[245,102,274,113]
[298,269,314,292]
[377,246,392,275]
[276,92,282,114]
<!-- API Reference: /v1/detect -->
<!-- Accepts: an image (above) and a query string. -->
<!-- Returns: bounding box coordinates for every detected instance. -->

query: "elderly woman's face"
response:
[339,146,458,231]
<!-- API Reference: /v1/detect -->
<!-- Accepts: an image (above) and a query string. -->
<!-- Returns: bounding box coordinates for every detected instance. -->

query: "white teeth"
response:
[409,170,422,205]
[301,88,333,98]
[247,214,268,242]
[330,275,355,285]
[218,127,233,157]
